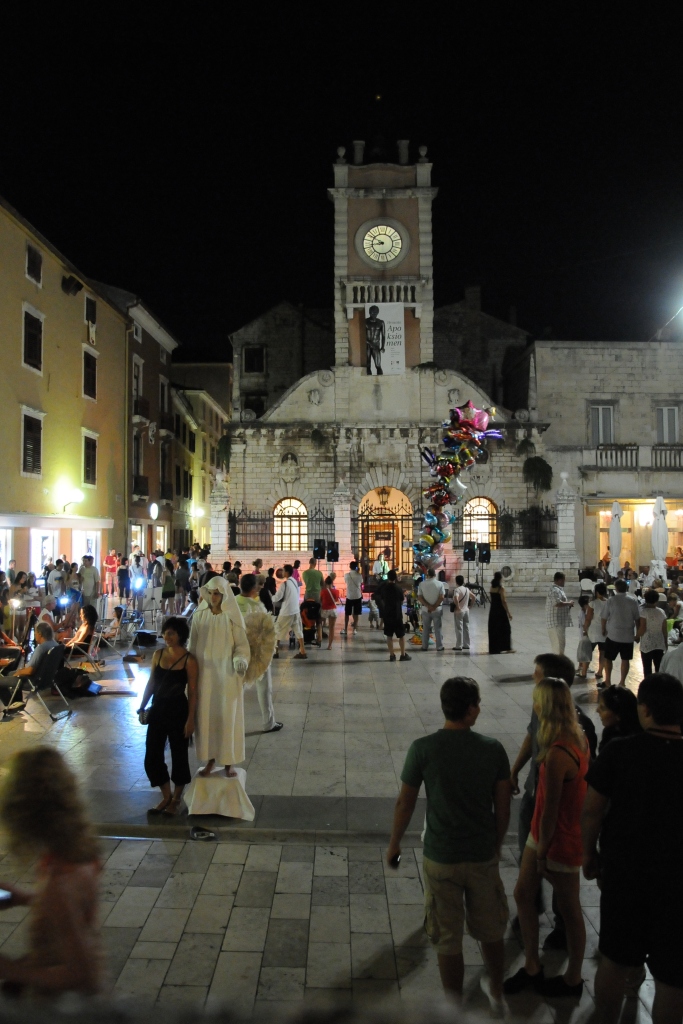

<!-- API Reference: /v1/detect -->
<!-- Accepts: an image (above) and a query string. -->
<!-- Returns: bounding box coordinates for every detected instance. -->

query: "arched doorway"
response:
[461,496,498,548]
[353,487,416,576]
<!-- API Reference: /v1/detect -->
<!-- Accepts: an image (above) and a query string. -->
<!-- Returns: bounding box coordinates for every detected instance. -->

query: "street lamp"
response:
[63,488,84,513]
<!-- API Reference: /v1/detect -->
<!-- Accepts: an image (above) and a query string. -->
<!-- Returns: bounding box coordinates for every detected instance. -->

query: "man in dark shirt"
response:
[582,673,683,1024]
[376,570,411,662]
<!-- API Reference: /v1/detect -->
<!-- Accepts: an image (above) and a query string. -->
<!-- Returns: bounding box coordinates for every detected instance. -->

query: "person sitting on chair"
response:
[1,622,59,708]
[102,606,125,640]
[64,606,98,661]
[0,627,23,675]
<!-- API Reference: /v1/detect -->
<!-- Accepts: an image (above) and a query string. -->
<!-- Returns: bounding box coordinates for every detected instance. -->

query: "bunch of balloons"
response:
[413,401,503,574]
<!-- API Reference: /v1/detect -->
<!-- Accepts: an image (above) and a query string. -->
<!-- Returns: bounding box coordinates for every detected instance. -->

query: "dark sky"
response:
[4,9,683,359]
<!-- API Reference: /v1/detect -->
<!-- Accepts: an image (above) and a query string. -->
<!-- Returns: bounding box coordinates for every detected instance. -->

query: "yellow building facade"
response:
[0,197,127,575]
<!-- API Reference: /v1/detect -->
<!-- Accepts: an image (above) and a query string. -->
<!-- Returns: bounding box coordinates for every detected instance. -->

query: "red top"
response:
[103,556,118,575]
[320,586,340,610]
[530,739,588,866]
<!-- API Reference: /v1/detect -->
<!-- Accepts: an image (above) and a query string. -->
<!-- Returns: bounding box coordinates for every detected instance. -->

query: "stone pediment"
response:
[259,366,495,427]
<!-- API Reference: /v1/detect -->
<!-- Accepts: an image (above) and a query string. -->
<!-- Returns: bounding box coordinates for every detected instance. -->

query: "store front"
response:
[586,499,683,571]
[0,514,114,579]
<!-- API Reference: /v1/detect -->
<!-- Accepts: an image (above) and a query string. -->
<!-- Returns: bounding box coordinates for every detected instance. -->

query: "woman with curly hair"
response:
[505,677,589,999]
[0,747,102,996]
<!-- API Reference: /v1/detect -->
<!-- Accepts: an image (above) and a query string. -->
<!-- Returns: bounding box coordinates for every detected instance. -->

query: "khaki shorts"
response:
[275,612,303,641]
[423,855,508,955]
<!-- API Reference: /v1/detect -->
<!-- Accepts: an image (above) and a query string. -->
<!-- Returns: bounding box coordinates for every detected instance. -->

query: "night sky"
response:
[3,10,683,360]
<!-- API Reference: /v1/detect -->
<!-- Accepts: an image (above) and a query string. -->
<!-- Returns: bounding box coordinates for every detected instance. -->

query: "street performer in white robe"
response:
[189,575,250,778]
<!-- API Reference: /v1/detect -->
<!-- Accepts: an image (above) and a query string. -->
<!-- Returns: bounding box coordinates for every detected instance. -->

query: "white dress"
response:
[190,604,250,764]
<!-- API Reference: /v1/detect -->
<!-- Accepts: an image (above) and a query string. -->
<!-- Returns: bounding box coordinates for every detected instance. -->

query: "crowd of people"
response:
[2,548,683,1020]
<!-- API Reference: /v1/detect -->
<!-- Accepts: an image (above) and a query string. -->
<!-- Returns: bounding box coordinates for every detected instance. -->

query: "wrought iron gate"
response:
[228,503,334,551]
[351,500,423,576]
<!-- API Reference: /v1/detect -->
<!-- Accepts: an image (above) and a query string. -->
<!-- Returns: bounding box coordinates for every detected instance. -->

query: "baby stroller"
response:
[299,600,320,646]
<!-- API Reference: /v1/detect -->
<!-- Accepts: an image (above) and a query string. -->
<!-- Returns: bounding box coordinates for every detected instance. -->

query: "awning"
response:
[0,513,114,530]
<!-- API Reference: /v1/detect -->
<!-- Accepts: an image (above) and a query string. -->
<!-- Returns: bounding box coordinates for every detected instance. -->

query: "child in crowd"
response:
[0,747,102,996]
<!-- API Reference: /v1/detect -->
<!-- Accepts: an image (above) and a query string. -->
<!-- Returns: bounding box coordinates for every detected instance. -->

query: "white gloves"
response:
[233,656,249,675]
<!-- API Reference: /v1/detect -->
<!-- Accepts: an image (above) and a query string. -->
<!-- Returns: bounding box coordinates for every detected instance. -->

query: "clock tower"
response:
[328,139,437,373]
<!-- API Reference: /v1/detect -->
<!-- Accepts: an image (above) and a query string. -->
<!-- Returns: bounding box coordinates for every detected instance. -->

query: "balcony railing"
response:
[652,445,683,469]
[346,281,418,305]
[132,397,150,421]
[582,444,683,470]
[595,445,638,469]
[133,475,149,497]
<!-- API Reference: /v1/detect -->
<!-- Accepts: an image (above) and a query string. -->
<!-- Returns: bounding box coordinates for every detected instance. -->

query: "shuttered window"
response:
[26,245,42,284]
[84,436,97,485]
[23,415,42,474]
[83,351,97,399]
[85,296,97,324]
[23,311,43,370]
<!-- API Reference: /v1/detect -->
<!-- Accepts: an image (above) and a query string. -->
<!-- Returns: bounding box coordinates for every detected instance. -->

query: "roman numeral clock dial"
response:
[363,224,402,263]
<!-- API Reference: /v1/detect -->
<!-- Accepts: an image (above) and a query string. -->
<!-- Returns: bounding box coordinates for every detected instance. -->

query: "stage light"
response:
[10,599,20,609]
[134,577,146,591]
[59,597,70,607]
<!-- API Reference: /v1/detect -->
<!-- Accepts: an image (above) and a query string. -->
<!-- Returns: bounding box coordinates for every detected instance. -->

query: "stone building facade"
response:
[212,144,683,591]
[211,141,581,594]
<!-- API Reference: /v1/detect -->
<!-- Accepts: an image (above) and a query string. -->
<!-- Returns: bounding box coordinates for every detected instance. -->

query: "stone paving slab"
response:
[0,599,624,829]
[0,837,655,1021]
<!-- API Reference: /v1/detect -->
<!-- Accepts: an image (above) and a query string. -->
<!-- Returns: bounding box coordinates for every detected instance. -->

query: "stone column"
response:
[555,471,580,568]
[209,470,230,565]
[333,480,353,576]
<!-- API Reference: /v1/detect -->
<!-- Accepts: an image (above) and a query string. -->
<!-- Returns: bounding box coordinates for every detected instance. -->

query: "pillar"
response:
[209,470,230,566]
[333,481,353,576]
[555,471,580,570]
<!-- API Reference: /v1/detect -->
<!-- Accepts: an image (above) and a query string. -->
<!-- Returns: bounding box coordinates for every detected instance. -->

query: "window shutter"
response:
[591,407,600,446]
[602,407,613,444]
[23,312,43,370]
[84,437,97,484]
[23,416,42,473]
[83,352,97,399]
[668,407,676,443]
[657,408,664,444]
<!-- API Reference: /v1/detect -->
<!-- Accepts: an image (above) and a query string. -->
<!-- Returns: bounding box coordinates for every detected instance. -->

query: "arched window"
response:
[462,497,498,548]
[273,498,308,551]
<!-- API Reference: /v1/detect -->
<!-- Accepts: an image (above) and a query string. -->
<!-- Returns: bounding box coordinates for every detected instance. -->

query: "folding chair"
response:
[91,622,125,661]
[1,644,71,722]
[17,611,37,666]
[64,634,103,679]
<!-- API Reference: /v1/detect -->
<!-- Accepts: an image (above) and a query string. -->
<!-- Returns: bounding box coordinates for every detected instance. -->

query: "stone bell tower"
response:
[328,139,438,377]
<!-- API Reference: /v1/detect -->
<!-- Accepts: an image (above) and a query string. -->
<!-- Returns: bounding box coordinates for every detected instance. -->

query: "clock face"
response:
[363,224,402,263]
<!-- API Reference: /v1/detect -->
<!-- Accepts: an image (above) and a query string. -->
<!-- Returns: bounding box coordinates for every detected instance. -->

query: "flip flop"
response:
[190,826,216,842]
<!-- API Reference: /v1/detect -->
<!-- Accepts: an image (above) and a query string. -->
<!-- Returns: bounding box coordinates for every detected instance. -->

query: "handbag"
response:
[576,635,592,663]
[138,708,151,725]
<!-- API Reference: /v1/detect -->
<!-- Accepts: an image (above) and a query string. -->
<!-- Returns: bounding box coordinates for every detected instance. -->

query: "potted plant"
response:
[522,456,553,495]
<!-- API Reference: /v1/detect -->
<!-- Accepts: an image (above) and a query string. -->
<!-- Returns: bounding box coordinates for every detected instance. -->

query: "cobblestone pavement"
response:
[0,597,643,824]
[0,599,654,1018]
[0,836,656,1021]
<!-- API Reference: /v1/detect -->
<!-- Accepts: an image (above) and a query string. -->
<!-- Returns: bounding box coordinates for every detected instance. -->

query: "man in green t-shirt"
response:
[387,677,511,1014]
[302,557,324,645]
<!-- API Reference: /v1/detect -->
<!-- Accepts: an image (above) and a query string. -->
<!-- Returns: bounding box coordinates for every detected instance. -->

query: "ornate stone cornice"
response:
[327,187,439,200]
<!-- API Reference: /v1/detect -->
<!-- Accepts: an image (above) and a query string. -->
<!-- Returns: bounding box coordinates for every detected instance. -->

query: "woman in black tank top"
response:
[138,615,198,815]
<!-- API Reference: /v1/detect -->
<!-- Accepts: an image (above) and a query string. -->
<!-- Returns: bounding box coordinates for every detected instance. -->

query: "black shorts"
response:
[384,621,405,639]
[590,640,605,651]
[599,861,683,988]
[345,598,362,616]
[604,637,634,662]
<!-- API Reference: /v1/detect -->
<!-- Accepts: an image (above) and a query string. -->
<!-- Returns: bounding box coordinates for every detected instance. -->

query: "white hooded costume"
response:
[189,576,250,764]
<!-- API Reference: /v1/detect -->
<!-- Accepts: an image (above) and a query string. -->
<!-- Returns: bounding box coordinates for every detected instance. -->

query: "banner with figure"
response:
[364,303,405,376]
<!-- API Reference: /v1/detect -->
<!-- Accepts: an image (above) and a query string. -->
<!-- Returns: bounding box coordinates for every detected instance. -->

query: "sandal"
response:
[293,652,307,659]
[148,799,171,814]
[162,797,183,816]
